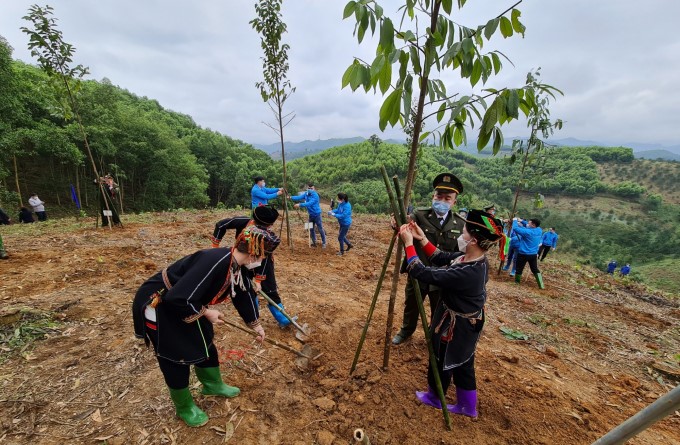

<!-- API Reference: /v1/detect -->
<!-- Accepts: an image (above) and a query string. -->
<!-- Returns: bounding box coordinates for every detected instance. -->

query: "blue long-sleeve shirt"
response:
[291,190,322,217]
[330,201,352,226]
[251,184,280,208]
[512,220,542,255]
[541,231,558,248]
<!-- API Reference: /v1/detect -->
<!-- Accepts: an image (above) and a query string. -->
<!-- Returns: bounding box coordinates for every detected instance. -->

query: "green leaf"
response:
[358,12,369,42]
[341,61,359,89]
[453,124,463,146]
[375,4,383,19]
[500,326,529,340]
[436,102,447,122]
[511,9,526,35]
[342,1,356,20]
[492,127,503,154]
[461,37,473,54]
[491,52,502,74]
[380,18,395,53]
[370,54,386,79]
[484,18,499,40]
[477,128,491,151]
[419,131,431,142]
[378,62,392,94]
[409,46,421,74]
[506,89,519,119]
[470,59,482,87]
[482,98,498,133]
[379,87,402,131]
[500,16,513,38]
[442,0,453,15]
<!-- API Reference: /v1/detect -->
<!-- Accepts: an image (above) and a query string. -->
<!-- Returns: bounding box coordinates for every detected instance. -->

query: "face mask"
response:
[457,235,470,253]
[432,200,451,216]
[262,182,266,188]
[245,260,262,270]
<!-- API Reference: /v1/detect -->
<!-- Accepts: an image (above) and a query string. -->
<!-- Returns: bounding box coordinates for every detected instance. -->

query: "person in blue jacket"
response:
[328,192,353,255]
[607,260,617,274]
[291,183,327,248]
[619,264,631,276]
[502,219,522,276]
[511,217,545,289]
[250,175,284,208]
[538,227,558,261]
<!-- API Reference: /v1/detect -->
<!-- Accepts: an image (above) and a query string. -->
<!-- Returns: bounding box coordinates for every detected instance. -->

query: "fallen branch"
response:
[551,284,604,304]
[218,316,312,359]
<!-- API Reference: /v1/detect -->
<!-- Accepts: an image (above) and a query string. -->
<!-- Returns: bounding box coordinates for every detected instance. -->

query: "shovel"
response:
[258,290,311,342]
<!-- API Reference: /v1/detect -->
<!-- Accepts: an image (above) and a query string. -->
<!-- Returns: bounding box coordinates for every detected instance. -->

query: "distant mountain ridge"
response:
[251,136,680,161]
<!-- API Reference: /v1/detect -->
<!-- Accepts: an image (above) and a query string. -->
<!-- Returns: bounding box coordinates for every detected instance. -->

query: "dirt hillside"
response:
[1,211,679,444]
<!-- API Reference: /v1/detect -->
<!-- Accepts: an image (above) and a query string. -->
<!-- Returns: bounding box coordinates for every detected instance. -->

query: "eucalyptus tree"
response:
[507,69,563,218]
[0,36,23,206]
[251,0,296,246]
[21,4,113,224]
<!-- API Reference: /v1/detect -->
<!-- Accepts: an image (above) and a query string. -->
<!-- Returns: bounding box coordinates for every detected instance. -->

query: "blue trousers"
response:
[308,213,326,245]
[338,224,351,252]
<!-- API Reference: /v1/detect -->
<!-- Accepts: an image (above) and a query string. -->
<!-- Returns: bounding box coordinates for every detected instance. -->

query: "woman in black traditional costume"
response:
[133,225,280,427]
[399,209,505,419]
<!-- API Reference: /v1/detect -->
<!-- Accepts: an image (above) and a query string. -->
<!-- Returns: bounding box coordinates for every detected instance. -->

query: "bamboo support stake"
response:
[350,233,397,375]
[218,315,311,359]
[393,175,452,431]
[380,166,404,371]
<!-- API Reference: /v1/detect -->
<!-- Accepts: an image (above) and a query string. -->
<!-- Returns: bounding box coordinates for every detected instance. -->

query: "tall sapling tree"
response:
[251,0,296,247]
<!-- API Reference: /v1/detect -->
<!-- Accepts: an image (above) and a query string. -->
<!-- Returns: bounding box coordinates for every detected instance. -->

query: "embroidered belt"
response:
[434,305,483,342]
[162,268,173,290]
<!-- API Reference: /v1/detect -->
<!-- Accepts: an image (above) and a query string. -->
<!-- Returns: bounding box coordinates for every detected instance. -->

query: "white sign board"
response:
[304,222,314,230]
[103,210,113,216]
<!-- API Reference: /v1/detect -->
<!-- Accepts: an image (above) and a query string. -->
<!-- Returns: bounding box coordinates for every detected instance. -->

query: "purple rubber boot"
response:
[415,387,455,411]
[449,387,478,418]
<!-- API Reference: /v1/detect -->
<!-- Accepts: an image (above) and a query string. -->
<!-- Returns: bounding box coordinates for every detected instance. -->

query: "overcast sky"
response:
[1,0,678,148]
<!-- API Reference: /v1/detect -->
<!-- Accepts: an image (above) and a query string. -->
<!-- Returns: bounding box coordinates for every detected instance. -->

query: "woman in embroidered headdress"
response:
[398,209,506,419]
[132,226,280,427]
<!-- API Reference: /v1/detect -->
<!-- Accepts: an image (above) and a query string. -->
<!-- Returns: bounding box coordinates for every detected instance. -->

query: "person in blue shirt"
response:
[619,264,631,276]
[538,227,558,261]
[607,260,617,274]
[511,217,545,289]
[502,220,522,276]
[328,192,353,256]
[291,183,327,248]
[250,175,284,209]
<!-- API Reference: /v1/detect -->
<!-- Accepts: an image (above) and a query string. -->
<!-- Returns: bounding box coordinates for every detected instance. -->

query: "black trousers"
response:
[538,245,551,261]
[254,255,281,305]
[400,279,440,336]
[427,342,476,393]
[515,253,540,275]
[146,321,219,389]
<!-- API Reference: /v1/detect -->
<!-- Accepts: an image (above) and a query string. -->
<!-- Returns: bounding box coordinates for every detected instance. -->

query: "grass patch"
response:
[0,308,61,362]
[635,258,680,296]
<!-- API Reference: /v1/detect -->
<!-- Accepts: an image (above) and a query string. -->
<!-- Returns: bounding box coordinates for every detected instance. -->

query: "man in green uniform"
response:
[392,173,465,345]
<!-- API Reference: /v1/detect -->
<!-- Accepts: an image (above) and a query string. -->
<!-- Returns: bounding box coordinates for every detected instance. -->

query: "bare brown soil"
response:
[1,211,679,444]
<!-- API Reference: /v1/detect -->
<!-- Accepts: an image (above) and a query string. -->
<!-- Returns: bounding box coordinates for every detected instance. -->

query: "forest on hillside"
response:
[0,38,281,213]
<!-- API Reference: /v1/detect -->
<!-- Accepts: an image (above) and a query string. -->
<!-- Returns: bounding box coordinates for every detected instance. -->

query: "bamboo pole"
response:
[380,166,404,371]
[591,385,680,445]
[350,232,397,375]
[393,175,452,430]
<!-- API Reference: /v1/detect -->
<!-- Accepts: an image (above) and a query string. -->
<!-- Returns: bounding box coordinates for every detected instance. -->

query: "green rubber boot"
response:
[168,387,208,427]
[534,272,545,289]
[195,366,240,398]
[514,273,522,284]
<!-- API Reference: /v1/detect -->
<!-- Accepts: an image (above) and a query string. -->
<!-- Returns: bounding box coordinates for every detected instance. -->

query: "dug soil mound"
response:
[1,211,678,444]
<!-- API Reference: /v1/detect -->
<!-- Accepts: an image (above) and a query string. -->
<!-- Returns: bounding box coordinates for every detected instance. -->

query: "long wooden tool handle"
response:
[218,315,310,359]
[258,290,308,335]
